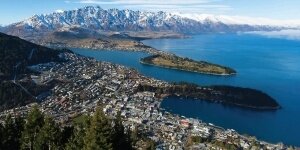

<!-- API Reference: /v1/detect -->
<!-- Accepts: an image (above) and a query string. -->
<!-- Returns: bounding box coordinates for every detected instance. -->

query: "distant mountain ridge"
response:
[2,6,291,37]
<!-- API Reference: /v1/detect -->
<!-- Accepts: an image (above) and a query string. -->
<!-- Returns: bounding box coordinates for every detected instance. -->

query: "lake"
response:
[72,33,300,146]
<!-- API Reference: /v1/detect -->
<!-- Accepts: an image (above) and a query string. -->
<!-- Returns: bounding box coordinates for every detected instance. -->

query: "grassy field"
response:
[140,54,236,75]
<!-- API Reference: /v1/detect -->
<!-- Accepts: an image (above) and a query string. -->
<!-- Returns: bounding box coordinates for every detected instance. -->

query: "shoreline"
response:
[162,95,281,110]
[0,30,296,148]
[38,33,238,77]
[140,60,237,76]
[139,83,280,111]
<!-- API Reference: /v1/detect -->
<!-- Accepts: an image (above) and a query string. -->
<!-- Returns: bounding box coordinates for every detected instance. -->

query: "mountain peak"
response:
[81,5,103,11]
[3,6,295,36]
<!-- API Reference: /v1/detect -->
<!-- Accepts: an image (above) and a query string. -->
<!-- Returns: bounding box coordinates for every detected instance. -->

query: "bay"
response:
[72,33,300,146]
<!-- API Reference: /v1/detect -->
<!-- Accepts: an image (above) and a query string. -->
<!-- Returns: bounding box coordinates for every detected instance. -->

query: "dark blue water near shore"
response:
[72,33,300,146]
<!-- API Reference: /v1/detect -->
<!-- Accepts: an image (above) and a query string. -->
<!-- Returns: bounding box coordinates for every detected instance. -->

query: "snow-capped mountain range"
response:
[3,6,300,36]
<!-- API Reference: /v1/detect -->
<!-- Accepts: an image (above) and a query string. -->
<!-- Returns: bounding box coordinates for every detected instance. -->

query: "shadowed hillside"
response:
[0,32,65,111]
[0,32,61,77]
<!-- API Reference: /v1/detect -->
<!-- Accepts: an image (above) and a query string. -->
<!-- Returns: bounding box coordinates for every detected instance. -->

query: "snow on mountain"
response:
[175,13,300,28]
[4,6,298,36]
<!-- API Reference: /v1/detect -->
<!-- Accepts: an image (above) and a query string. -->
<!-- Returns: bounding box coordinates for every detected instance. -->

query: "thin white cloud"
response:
[244,30,300,40]
[74,0,230,14]
[55,9,64,13]
[78,0,218,5]
[63,0,300,27]
[121,4,231,14]
[177,14,300,27]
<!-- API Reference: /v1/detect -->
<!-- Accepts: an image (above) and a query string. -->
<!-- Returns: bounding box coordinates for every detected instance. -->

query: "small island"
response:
[140,54,236,75]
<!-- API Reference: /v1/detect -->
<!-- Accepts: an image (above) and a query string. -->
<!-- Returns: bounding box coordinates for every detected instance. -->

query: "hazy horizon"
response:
[1,0,300,25]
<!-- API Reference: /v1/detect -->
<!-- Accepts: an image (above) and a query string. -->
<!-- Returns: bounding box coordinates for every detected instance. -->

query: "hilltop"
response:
[0,32,62,77]
[0,32,66,111]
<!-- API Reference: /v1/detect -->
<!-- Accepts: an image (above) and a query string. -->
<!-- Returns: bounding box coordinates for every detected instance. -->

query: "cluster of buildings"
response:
[0,52,294,150]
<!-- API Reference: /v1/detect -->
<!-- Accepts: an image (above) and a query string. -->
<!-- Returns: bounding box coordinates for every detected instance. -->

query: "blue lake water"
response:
[72,33,300,146]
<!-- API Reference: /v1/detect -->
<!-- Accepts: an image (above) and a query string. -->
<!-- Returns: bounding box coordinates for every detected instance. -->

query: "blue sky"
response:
[0,0,300,25]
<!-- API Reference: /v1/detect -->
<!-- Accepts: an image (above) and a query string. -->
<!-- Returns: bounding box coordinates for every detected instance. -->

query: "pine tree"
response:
[144,139,155,150]
[130,126,139,146]
[84,108,114,150]
[2,115,15,148]
[66,115,90,150]
[14,115,25,139]
[2,115,24,150]
[0,123,3,148]
[61,126,75,149]
[21,105,44,150]
[34,116,62,150]
[113,112,132,150]
[66,126,84,150]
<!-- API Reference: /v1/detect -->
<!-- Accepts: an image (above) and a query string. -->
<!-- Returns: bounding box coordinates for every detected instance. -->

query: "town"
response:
[0,52,293,150]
